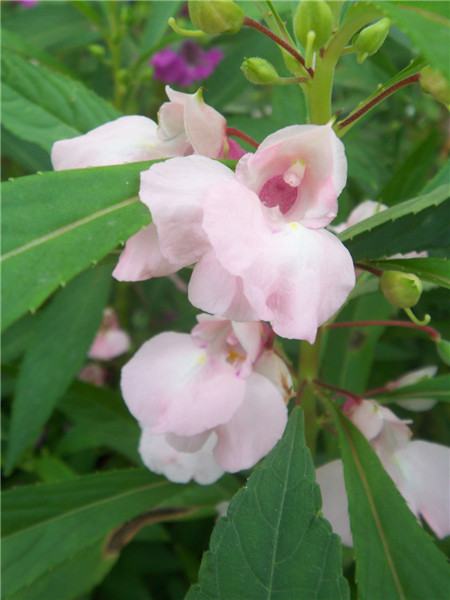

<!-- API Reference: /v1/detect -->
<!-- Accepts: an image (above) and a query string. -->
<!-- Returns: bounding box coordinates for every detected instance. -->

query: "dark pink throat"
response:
[259,175,298,214]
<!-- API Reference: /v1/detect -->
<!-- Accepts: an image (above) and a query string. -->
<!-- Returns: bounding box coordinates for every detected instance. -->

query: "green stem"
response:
[105,2,125,109]
[297,332,322,453]
[304,6,381,124]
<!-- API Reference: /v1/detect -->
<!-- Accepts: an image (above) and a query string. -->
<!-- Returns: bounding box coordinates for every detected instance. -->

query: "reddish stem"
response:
[364,384,393,397]
[326,319,441,342]
[337,73,420,130]
[314,379,362,403]
[226,127,258,149]
[355,262,382,276]
[243,16,313,77]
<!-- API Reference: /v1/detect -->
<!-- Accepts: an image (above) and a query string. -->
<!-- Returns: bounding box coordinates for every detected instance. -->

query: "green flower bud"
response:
[293,0,333,50]
[188,0,244,35]
[436,339,450,366]
[420,66,450,107]
[379,270,422,309]
[241,57,280,85]
[353,17,391,63]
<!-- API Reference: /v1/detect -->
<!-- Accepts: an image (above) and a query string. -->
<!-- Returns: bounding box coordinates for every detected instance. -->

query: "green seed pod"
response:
[293,0,333,50]
[353,17,391,63]
[436,339,450,366]
[420,66,450,107]
[379,270,422,309]
[188,0,244,35]
[241,57,281,85]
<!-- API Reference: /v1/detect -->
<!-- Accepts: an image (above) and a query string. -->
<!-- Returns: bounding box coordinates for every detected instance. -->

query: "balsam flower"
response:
[51,86,242,171]
[151,40,223,87]
[119,124,354,341]
[317,399,450,545]
[88,308,130,361]
[121,315,292,482]
[388,366,438,412]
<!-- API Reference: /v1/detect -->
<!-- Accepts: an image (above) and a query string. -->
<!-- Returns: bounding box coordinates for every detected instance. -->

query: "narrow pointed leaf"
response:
[375,375,450,404]
[187,408,350,600]
[363,257,450,289]
[332,405,450,600]
[1,161,152,330]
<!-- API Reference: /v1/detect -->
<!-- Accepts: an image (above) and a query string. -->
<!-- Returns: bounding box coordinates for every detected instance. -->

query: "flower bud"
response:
[420,66,450,107]
[241,57,280,85]
[436,339,450,366]
[379,270,422,309]
[353,17,391,63]
[293,0,333,50]
[188,0,244,35]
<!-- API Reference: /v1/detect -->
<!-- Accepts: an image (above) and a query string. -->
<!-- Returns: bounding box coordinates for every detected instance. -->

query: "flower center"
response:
[259,161,306,214]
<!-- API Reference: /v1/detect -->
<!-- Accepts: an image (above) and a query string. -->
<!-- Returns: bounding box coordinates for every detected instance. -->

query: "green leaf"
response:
[374,1,450,81]
[5,265,112,472]
[422,158,450,193]
[1,161,151,330]
[375,374,450,404]
[332,405,450,600]
[2,468,237,600]
[57,381,140,463]
[1,49,119,152]
[187,408,350,600]
[364,257,450,289]
[340,185,450,260]
[140,1,183,52]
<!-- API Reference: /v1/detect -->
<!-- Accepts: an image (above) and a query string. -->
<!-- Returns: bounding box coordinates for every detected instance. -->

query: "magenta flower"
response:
[16,0,38,7]
[150,41,223,87]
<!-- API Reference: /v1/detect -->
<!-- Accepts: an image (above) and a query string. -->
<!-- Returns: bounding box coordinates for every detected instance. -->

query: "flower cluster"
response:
[317,369,450,544]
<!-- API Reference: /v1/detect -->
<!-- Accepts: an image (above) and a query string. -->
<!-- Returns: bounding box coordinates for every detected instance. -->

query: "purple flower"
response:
[15,0,39,6]
[151,41,223,87]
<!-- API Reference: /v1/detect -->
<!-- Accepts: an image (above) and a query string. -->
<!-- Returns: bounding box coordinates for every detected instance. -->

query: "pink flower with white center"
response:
[121,315,291,483]
[51,86,243,171]
[317,399,450,545]
[88,308,130,361]
[119,142,354,341]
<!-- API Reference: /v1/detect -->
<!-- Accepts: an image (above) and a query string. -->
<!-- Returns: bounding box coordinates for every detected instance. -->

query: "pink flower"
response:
[121,315,291,482]
[151,40,223,87]
[78,363,106,387]
[317,399,450,545]
[88,308,130,361]
[116,129,354,341]
[51,87,242,171]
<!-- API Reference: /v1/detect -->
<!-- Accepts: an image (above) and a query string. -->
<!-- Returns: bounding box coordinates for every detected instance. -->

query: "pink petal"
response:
[214,372,287,472]
[51,116,165,170]
[393,366,438,412]
[88,329,130,361]
[139,155,233,265]
[112,225,180,281]
[393,440,450,538]
[236,124,347,228]
[331,200,387,233]
[139,429,223,484]
[254,350,293,401]
[316,460,353,546]
[121,332,246,436]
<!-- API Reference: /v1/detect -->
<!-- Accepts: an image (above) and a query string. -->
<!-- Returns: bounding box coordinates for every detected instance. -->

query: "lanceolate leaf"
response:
[1,49,119,151]
[5,265,112,473]
[332,405,450,600]
[374,1,450,81]
[2,468,238,600]
[1,161,152,330]
[363,257,450,289]
[375,375,450,404]
[187,408,350,600]
[340,185,450,260]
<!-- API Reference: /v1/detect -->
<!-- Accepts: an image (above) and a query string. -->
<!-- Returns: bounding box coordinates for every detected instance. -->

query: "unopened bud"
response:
[380,270,422,309]
[241,57,280,85]
[88,44,105,58]
[420,66,450,107]
[293,0,333,50]
[188,0,244,35]
[353,17,390,63]
[436,339,450,366]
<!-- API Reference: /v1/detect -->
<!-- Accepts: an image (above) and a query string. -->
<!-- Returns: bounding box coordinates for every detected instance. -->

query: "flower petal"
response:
[139,429,223,484]
[121,332,246,436]
[214,372,287,472]
[113,225,180,281]
[52,116,165,170]
[316,460,353,546]
[88,329,130,361]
